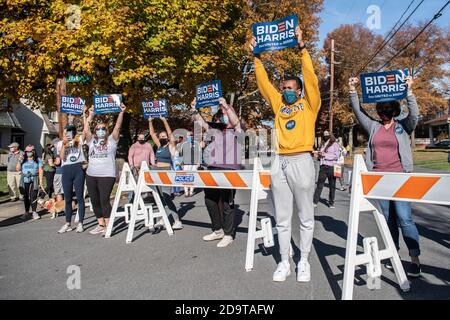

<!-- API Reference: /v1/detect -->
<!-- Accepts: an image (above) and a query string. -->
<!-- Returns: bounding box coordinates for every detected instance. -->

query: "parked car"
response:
[425,140,450,149]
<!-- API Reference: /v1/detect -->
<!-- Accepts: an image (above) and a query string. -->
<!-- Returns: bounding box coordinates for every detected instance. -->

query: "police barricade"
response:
[130,157,275,271]
[342,155,450,300]
[105,161,172,240]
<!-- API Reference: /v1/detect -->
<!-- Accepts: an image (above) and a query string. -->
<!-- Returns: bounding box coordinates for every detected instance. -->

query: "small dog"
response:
[38,197,77,219]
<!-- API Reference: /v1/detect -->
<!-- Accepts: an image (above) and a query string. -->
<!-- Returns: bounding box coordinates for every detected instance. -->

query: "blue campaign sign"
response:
[142,99,169,118]
[195,80,222,109]
[360,69,409,103]
[252,14,298,54]
[60,96,85,115]
[93,94,122,114]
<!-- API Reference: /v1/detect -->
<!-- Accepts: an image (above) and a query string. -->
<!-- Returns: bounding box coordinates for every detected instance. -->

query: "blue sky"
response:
[318,0,450,48]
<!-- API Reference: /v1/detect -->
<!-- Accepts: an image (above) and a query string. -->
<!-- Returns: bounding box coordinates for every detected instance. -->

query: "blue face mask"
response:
[187,136,193,143]
[220,115,229,125]
[96,129,107,138]
[282,90,299,105]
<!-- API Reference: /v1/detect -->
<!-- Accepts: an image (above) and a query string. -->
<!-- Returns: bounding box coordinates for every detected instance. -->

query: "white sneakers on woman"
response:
[89,225,105,235]
[202,230,233,247]
[58,223,84,233]
[58,223,73,233]
[202,229,224,241]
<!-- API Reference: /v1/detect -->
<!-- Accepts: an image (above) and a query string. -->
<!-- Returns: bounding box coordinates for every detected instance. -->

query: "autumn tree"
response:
[1,0,325,131]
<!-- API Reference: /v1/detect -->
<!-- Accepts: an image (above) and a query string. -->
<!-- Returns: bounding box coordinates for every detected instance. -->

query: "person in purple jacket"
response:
[313,131,340,208]
[190,97,243,248]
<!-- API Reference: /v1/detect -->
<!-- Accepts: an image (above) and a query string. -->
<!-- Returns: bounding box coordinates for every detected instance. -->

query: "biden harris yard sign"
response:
[142,99,169,118]
[195,80,222,109]
[360,69,409,103]
[252,14,298,54]
[60,96,85,115]
[93,94,122,114]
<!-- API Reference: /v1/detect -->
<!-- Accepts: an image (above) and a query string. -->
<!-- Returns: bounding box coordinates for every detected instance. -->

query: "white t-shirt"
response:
[86,135,118,177]
[57,139,85,166]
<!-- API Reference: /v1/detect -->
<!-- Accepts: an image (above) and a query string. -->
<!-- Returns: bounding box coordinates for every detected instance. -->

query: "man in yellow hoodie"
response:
[250,26,321,283]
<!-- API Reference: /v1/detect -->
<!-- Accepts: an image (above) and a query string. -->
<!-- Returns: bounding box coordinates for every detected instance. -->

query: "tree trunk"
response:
[349,125,354,156]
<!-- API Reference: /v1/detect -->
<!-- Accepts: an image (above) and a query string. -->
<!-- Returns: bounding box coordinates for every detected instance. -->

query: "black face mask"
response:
[138,140,146,145]
[378,112,393,122]
[159,139,168,146]
[323,136,330,141]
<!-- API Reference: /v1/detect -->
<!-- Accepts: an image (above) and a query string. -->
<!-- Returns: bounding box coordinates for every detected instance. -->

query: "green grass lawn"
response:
[413,149,450,171]
[0,170,10,202]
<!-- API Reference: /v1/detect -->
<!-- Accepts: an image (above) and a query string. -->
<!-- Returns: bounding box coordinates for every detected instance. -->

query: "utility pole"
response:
[56,77,67,139]
[329,39,335,133]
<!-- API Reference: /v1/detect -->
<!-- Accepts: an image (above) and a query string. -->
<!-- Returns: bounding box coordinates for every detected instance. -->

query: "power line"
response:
[356,0,423,74]
[376,0,450,71]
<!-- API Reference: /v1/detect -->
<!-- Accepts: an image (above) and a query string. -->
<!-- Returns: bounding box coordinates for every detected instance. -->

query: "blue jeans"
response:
[378,200,420,257]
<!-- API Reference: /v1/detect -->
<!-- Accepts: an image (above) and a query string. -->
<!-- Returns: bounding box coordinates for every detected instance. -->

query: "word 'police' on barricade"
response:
[60,96,85,115]
[142,99,169,118]
[360,69,409,103]
[252,14,298,54]
[93,94,122,114]
[195,80,222,109]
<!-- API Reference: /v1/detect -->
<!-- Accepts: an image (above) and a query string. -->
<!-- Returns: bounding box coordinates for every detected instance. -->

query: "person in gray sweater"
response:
[348,76,422,278]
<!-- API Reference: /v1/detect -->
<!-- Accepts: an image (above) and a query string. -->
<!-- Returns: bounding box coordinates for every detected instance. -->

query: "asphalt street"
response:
[0,166,449,300]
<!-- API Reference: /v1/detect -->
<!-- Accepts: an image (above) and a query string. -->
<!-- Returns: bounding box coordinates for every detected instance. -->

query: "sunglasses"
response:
[96,127,107,131]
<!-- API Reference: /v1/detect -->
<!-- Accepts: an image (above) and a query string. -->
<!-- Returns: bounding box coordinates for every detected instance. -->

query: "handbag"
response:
[333,164,342,178]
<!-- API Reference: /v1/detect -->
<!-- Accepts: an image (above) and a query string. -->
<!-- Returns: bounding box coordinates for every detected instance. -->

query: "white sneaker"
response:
[273,261,291,282]
[172,220,183,230]
[32,212,40,220]
[297,260,311,282]
[75,223,84,233]
[58,223,73,234]
[202,229,224,242]
[89,225,105,235]
[217,235,233,248]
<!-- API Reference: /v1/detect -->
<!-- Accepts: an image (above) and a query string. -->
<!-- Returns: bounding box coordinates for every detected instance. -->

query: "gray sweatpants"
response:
[270,153,315,261]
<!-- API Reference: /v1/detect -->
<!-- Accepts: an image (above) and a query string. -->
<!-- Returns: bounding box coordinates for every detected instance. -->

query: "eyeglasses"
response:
[96,127,107,131]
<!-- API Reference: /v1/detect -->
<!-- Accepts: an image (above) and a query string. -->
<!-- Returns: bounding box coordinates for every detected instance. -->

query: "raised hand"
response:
[348,77,359,92]
[295,26,304,47]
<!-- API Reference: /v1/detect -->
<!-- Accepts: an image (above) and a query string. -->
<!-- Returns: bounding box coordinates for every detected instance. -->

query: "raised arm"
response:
[83,106,94,143]
[148,118,160,148]
[219,97,241,133]
[112,103,126,141]
[296,27,321,114]
[249,37,282,112]
[190,98,210,131]
[398,76,419,135]
[348,77,376,134]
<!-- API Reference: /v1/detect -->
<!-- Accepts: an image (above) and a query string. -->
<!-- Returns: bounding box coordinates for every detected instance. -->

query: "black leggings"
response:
[44,171,55,197]
[86,175,115,219]
[204,188,236,236]
[21,182,38,213]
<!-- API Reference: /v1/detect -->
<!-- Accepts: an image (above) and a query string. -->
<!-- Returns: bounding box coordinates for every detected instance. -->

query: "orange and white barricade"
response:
[130,157,274,271]
[105,162,172,240]
[342,155,450,300]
